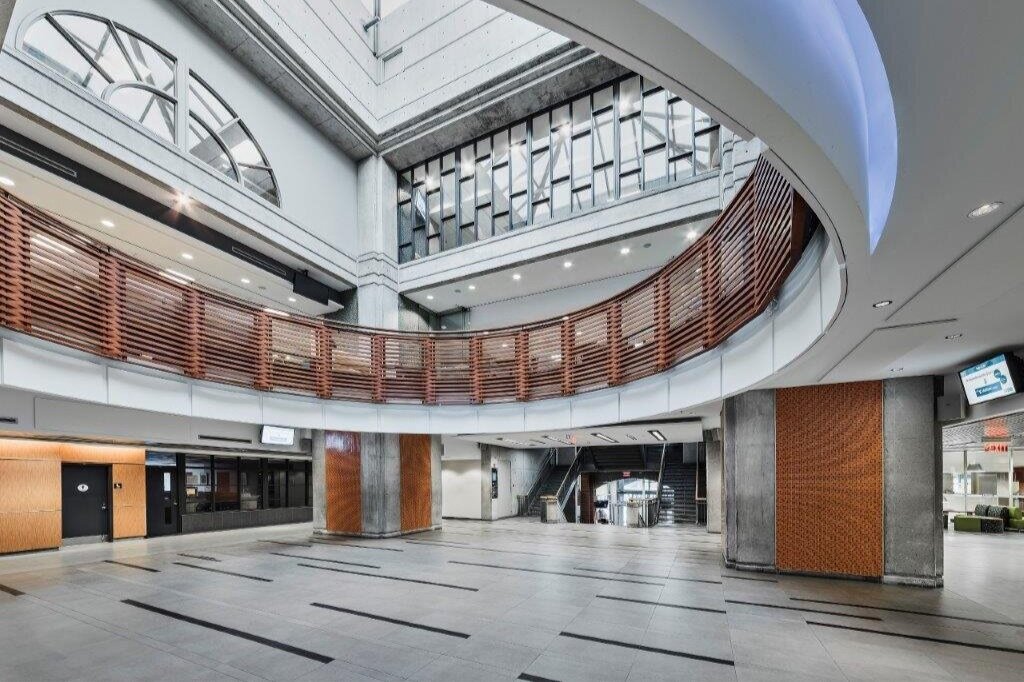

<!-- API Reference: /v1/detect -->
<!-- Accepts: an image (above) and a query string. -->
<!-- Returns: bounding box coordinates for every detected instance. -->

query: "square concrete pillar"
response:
[705,436,723,534]
[723,389,776,570]
[361,432,402,537]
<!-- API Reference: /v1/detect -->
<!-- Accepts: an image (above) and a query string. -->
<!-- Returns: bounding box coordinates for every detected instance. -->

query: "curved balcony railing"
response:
[0,157,810,406]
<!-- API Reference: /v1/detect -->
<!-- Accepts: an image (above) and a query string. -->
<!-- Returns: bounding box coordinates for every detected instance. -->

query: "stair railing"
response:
[522,448,556,516]
[652,444,668,526]
[556,447,584,522]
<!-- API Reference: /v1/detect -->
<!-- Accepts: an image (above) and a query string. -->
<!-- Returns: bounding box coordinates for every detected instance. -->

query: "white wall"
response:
[441,459,482,518]
[5,0,360,264]
[485,445,545,520]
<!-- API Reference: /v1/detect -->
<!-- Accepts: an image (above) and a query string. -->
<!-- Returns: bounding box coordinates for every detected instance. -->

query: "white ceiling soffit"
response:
[460,420,704,449]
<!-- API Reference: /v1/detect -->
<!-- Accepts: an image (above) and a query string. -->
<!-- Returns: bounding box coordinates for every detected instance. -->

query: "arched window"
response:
[21,11,280,206]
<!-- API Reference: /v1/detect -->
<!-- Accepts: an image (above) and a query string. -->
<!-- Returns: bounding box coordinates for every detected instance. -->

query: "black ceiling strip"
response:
[806,621,1024,656]
[0,123,343,302]
[559,631,734,666]
[121,599,332,663]
[791,597,1024,628]
[310,602,470,638]
[103,559,160,573]
[173,562,272,582]
[268,552,380,569]
[297,563,478,591]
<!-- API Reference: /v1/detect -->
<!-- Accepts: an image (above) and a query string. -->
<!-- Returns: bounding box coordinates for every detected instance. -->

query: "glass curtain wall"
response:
[943,448,1016,513]
[397,73,723,263]
[183,455,311,516]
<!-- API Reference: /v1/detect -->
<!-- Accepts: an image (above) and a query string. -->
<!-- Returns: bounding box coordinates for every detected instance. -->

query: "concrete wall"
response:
[723,389,776,570]
[705,435,723,534]
[3,0,361,277]
[883,377,942,586]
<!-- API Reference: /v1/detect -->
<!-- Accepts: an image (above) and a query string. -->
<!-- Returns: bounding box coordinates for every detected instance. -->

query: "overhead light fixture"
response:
[968,201,1002,218]
[100,219,115,228]
[181,252,193,260]
[240,278,250,284]
[872,300,892,308]
[686,229,697,240]
[175,192,192,207]
[945,333,963,340]
[264,308,290,317]
[648,429,667,442]
[162,268,194,283]
[633,340,644,348]
[512,272,522,281]
[620,246,631,255]
[591,432,618,444]
[550,353,562,361]
[563,261,573,269]
[890,367,903,372]
[426,294,434,300]
[468,284,476,291]
[626,434,639,441]
[0,176,14,187]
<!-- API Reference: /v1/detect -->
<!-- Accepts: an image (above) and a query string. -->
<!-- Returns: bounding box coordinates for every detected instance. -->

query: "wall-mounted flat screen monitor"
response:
[260,425,295,446]
[959,354,1020,405]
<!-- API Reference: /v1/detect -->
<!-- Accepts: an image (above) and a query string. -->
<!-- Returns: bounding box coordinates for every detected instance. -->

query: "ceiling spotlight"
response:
[945,333,963,340]
[426,294,434,300]
[968,201,1002,218]
[563,261,573,269]
[686,229,698,240]
[512,273,521,280]
[181,252,193,260]
[591,432,618,444]
[0,176,14,187]
[240,278,250,284]
[288,297,297,303]
[468,284,476,291]
[620,246,631,255]
[872,300,892,308]
[648,429,667,442]
[100,219,115,228]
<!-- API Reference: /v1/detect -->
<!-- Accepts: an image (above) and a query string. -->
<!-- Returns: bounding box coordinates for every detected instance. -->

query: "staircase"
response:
[659,455,698,524]
[528,465,570,516]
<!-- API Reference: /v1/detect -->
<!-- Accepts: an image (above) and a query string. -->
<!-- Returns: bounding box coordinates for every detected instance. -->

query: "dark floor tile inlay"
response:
[104,560,160,573]
[310,602,470,638]
[559,631,734,666]
[0,583,25,596]
[807,620,1024,655]
[721,574,778,583]
[450,560,665,586]
[406,540,554,557]
[259,540,313,548]
[792,597,1024,628]
[173,562,272,582]
[575,567,722,585]
[724,599,882,621]
[297,563,478,591]
[177,553,221,562]
[518,673,560,682]
[121,599,333,663]
[310,538,404,552]
[269,552,380,569]
[596,595,726,614]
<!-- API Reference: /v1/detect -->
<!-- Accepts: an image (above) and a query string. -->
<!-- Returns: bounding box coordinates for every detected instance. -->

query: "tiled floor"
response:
[1,519,1022,681]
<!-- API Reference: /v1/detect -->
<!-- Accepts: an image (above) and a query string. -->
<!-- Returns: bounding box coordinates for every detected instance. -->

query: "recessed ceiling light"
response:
[563,261,573,268]
[512,273,521,280]
[872,300,892,308]
[440,325,447,330]
[181,252,193,260]
[648,429,667,442]
[968,201,1002,218]
[100,219,115,228]
[620,246,631,255]
[264,308,290,317]
[288,297,297,303]
[0,176,14,187]
[240,278,250,284]
[945,333,963,340]
[643,242,652,248]
[468,284,476,291]
[163,268,194,283]
[686,229,698,240]
[890,367,903,372]
[175,192,191,207]
[454,288,462,294]
[591,432,618,444]
[426,294,434,300]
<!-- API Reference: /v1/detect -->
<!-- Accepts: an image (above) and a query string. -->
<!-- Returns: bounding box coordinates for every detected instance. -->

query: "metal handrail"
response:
[522,448,556,515]
[652,443,668,526]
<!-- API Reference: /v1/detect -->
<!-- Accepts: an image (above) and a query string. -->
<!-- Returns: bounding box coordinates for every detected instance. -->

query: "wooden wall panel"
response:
[112,463,146,539]
[0,439,143,464]
[325,431,361,534]
[0,511,62,554]
[0,459,61,513]
[776,382,884,578]
[400,434,432,532]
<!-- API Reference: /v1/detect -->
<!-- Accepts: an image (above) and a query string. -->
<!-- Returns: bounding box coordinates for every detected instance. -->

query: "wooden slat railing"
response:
[0,157,809,406]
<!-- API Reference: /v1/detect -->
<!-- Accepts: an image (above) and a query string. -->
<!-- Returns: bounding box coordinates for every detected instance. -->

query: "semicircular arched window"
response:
[20,11,280,206]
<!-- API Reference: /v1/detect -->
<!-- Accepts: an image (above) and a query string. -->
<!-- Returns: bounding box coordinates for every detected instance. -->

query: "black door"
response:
[146,466,179,536]
[61,464,110,539]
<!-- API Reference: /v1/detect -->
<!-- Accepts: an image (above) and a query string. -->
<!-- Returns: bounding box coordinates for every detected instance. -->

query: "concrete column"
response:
[883,377,943,586]
[360,432,402,537]
[705,432,723,534]
[480,446,494,521]
[431,434,443,527]
[356,155,400,329]
[312,430,326,531]
[723,389,776,570]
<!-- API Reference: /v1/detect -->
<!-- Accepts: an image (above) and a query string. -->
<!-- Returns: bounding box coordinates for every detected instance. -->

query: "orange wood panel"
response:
[400,434,432,532]
[0,439,143,464]
[0,511,62,553]
[112,463,146,539]
[325,431,361,534]
[0,459,61,513]
[776,382,884,578]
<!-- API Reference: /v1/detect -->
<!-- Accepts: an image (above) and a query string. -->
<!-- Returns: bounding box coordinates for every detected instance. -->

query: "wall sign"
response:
[77,483,89,492]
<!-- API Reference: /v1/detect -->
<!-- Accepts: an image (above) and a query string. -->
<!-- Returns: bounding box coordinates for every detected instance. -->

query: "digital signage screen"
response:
[959,354,1019,405]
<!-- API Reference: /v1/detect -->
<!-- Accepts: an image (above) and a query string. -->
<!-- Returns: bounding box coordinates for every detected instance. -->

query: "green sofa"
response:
[1010,506,1024,531]
[953,515,1003,532]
